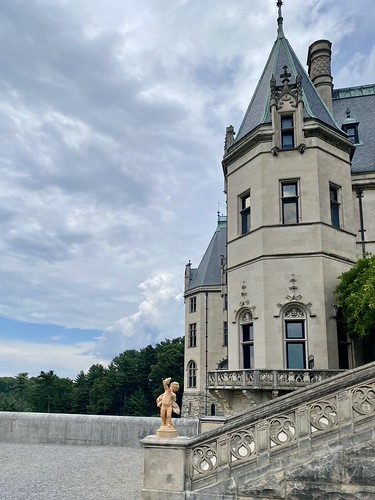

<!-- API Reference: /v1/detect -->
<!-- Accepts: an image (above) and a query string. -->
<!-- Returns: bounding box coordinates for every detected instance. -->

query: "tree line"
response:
[0,337,184,416]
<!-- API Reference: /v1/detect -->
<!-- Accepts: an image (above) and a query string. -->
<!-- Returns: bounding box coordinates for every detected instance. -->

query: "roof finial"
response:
[277,0,284,38]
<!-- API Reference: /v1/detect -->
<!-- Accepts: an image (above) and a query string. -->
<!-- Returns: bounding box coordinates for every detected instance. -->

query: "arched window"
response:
[210,403,216,416]
[187,360,197,388]
[284,306,306,369]
[240,310,254,369]
[217,359,228,370]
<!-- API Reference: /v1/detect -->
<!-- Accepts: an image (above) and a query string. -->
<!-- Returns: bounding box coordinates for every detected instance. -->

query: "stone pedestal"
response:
[141,434,190,500]
[156,425,178,438]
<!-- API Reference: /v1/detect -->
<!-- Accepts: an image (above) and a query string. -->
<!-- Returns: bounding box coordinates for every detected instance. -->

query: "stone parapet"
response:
[0,413,199,447]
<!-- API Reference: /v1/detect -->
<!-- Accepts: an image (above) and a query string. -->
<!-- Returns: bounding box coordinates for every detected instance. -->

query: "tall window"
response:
[281,115,294,150]
[330,184,341,228]
[239,191,251,235]
[284,307,306,369]
[242,323,254,369]
[187,360,197,388]
[188,323,197,347]
[281,181,299,224]
[240,311,254,369]
[223,321,228,347]
[189,296,196,313]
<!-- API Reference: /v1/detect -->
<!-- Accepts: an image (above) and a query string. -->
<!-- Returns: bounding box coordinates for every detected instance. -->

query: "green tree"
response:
[72,370,91,414]
[77,363,110,415]
[15,372,30,411]
[150,338,184,413]
[335,255,375,337]
[89,374,114,414]
[126,388,149,416]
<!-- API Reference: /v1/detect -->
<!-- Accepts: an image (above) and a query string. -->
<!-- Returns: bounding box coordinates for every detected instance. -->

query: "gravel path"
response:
[0,443,144,500]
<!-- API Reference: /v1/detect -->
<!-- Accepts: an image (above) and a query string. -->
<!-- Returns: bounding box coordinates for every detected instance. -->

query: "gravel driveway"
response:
[0,443,144,500]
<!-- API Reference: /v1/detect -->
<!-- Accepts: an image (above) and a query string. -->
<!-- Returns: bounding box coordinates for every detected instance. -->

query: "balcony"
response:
[207,369,344,392]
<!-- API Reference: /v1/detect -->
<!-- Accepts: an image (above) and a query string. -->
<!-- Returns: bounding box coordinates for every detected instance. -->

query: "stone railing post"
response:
[337,389,353,437]
[296,405,310,452]
[140,436,189,500]
[255,420,270,467]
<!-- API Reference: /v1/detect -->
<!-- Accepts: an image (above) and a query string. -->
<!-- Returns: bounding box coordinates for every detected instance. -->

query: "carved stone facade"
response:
[183,10,375,420]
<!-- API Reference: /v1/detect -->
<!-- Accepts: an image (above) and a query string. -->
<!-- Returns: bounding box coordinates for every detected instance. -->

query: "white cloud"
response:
[0,0,373,376]
[95,273,184,357]
[0,340,108,378]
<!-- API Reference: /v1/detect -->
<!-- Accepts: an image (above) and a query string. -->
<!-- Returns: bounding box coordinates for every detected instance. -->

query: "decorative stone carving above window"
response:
[270,67,303,111]
[240,311,253,324]
[239,281,249,307]
[284,306,305,319]
[274,274,315,317]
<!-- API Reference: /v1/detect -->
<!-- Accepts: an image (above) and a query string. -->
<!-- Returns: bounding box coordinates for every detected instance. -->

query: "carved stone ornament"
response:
[240,311,253,324]
[284,306,305,319]
[239,281,250,307]
[274,274,315,317]
[270,66,303,111]
[298,143,306,154]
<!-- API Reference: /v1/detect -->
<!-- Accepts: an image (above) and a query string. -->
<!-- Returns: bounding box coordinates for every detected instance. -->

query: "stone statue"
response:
[156,377,180,437]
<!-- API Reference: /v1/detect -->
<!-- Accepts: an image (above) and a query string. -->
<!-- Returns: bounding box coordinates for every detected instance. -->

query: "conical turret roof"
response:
[188,218,226,290]
[234,16,341,144]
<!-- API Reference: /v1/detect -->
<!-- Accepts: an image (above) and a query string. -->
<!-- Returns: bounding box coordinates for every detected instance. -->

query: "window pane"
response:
[331,203,340,228]
[243,344,254,369]
[283,199,298,224]
[223,321,228,346]
[283,183,297,197]
[287,343,306,369]
[330,187,338,202]
[242,324,253,342]
[286,321,304,339]
[241,208,250,234]
[281,116,293,128]
[282,132,294,149]
[242,195,250,209]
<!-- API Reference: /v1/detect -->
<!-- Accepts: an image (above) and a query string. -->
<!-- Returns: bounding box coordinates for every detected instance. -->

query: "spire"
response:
[277,0,284,38]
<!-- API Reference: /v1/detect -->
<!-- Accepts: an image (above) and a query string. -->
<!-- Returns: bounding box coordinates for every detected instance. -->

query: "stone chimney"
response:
[307,40,333,114]
[224,125,235,154]
[184,261,191,292]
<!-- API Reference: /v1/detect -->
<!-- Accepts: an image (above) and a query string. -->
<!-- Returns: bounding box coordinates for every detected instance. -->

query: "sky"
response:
[0,0,374,379]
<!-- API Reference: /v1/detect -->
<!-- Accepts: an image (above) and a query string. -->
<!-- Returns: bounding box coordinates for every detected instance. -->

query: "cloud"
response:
[95,273,184,357]
[0,0,373,376]
[0,340,107,378]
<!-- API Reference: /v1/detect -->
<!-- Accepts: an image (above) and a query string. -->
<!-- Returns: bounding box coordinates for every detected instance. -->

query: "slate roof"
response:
[188,218,227,290]
[332,85,375,173]
[234,23,341,144]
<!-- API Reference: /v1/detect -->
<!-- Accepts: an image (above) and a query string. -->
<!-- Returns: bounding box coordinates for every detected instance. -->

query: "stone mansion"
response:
[182,4,375,419]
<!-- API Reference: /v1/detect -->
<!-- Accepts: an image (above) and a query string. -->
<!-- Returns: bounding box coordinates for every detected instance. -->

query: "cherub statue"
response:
[156,377,180,428]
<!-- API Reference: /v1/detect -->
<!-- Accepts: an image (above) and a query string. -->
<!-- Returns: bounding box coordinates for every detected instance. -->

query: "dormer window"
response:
[342,108,359,144]
[281,115,294,149]
[342,123,359,144]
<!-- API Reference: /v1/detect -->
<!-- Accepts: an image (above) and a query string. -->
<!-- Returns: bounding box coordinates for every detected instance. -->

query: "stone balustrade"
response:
[207,368,343,391]
[141,362,375,499]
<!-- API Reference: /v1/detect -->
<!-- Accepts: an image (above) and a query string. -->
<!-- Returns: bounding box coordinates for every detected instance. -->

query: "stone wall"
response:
[0,412,199,447]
